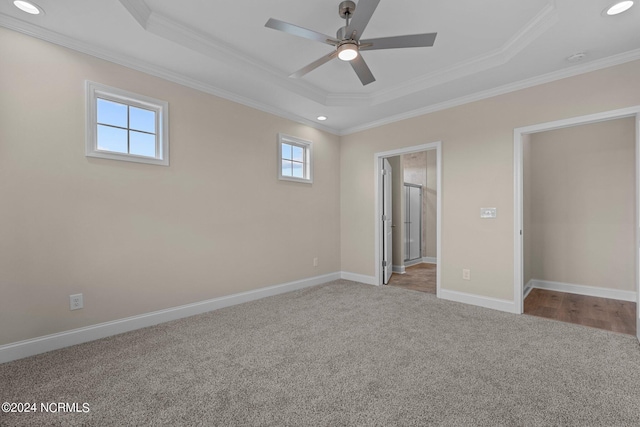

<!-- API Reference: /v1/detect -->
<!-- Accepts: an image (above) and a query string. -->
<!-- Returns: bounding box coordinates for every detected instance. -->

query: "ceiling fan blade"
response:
[360,33,437,51]
[290,51,338,78]
[265,18,339,46]
[345,0,380,41]
[350,54,375,86]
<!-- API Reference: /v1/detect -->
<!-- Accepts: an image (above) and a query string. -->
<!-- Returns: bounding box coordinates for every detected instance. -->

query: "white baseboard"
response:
[530,279,636,302]
[392,265,406,274]
[523,279,535,299]
[422,257,437,264]
[404,258,422,267]
[340,271,377,285]
[0,272,341,364]
[439,289,517,314]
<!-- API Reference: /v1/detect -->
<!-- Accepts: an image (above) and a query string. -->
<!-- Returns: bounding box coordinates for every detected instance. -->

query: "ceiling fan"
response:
[265,0,437,86]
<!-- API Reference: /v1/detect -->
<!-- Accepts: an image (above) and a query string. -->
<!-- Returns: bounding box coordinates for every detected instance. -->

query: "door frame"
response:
[513,106,640,338]
[382,158,393,284]
[374,141,442,295]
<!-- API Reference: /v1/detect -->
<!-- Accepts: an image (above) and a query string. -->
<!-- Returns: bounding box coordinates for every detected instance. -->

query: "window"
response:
[278,133,313,183]
[86,81,169,166]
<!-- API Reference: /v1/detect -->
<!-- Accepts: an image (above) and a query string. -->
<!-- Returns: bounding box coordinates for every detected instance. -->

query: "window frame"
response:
[277,133,313,183]
[86,81,169,166]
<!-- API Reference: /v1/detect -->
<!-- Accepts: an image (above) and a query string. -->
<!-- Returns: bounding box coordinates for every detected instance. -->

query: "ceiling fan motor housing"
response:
[336,26,350,40]
[338,1,356,19]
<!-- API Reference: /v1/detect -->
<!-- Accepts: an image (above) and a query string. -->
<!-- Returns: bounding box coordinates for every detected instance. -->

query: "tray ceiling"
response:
[1,0,639,134]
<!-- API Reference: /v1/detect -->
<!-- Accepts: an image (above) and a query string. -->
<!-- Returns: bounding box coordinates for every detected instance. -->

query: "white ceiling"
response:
[1,0,639,134]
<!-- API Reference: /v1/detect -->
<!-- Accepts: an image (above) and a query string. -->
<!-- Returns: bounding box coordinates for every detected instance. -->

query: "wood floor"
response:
[388,268,636,335]
[387,263,436,294]
[524,288,637,336]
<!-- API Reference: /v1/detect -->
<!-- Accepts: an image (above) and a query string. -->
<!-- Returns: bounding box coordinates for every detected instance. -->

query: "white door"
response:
[383,158,393,284]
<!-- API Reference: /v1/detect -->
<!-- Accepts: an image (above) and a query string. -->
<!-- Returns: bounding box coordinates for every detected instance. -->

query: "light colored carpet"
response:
[1,280,639,426]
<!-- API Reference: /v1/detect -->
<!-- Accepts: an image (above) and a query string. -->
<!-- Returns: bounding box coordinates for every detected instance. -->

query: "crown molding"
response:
[0,14,340,135]
[370,1,558,106]
[340,48,640,135]
[142,10,330,105]
[118,0,558,109]
[3,2,640,137]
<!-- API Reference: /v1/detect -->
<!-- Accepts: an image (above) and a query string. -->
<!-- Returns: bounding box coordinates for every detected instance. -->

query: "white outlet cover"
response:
[480,207,497,218]
[70,293,83,310]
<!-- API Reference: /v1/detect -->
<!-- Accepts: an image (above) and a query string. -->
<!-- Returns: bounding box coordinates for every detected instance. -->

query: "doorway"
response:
[514,107,640,340]
[374,141,442,296]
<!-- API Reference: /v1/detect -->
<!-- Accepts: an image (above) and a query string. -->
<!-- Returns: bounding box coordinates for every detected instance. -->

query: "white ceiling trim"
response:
[0,14,338,135]
[119,0,558,109]
[369,1,559,106]
[340,47,640,135]
[119,0,328,105]
[3,5,640,136]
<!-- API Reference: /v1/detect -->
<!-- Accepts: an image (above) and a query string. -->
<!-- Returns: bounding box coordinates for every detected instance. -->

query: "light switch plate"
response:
[480,208,497,218]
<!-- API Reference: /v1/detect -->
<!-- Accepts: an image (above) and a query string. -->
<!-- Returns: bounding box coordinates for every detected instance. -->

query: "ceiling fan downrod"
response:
[338,1,356,33]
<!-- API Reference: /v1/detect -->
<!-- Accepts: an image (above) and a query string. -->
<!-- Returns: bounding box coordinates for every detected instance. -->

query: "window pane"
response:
[292,145,304,162]
[130,131,156,157]
[130,107,155,133]
[282,159,293,177]
[97,98,127,128]
[281,143,292,160]
[97,124,127,153]
[292,161,304,178]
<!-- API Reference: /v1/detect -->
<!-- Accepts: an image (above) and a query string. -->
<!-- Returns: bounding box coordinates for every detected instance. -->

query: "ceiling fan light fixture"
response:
[337,43,358,61]
[604,1,634,15]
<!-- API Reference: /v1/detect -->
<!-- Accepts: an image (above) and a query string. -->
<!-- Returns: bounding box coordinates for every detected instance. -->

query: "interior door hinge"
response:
[382,215,387,221]
[382,261,387,267]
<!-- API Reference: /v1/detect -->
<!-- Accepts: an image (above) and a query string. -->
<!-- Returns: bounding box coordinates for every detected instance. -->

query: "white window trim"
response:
[85,81,169,166]
[277,133,313,184]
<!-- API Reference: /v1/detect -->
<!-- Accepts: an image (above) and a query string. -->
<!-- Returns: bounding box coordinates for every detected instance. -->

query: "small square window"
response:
[278,134,312,183]
[86,81,169,166]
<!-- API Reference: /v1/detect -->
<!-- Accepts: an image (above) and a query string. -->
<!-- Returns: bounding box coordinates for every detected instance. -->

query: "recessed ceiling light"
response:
[604,1,634,15]
[317,116,327,121]
[13,0,43,15]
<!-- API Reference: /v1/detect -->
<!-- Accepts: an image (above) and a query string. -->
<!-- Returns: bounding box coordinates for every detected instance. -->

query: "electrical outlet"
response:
[70,293,83,310]
[313,257,318,267]
[462,269,471,280]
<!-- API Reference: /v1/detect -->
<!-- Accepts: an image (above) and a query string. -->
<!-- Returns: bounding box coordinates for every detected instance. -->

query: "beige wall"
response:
[340,59,640,301]
[527,118,635,291]
[0,28,341,345]
[3,25,640,346]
